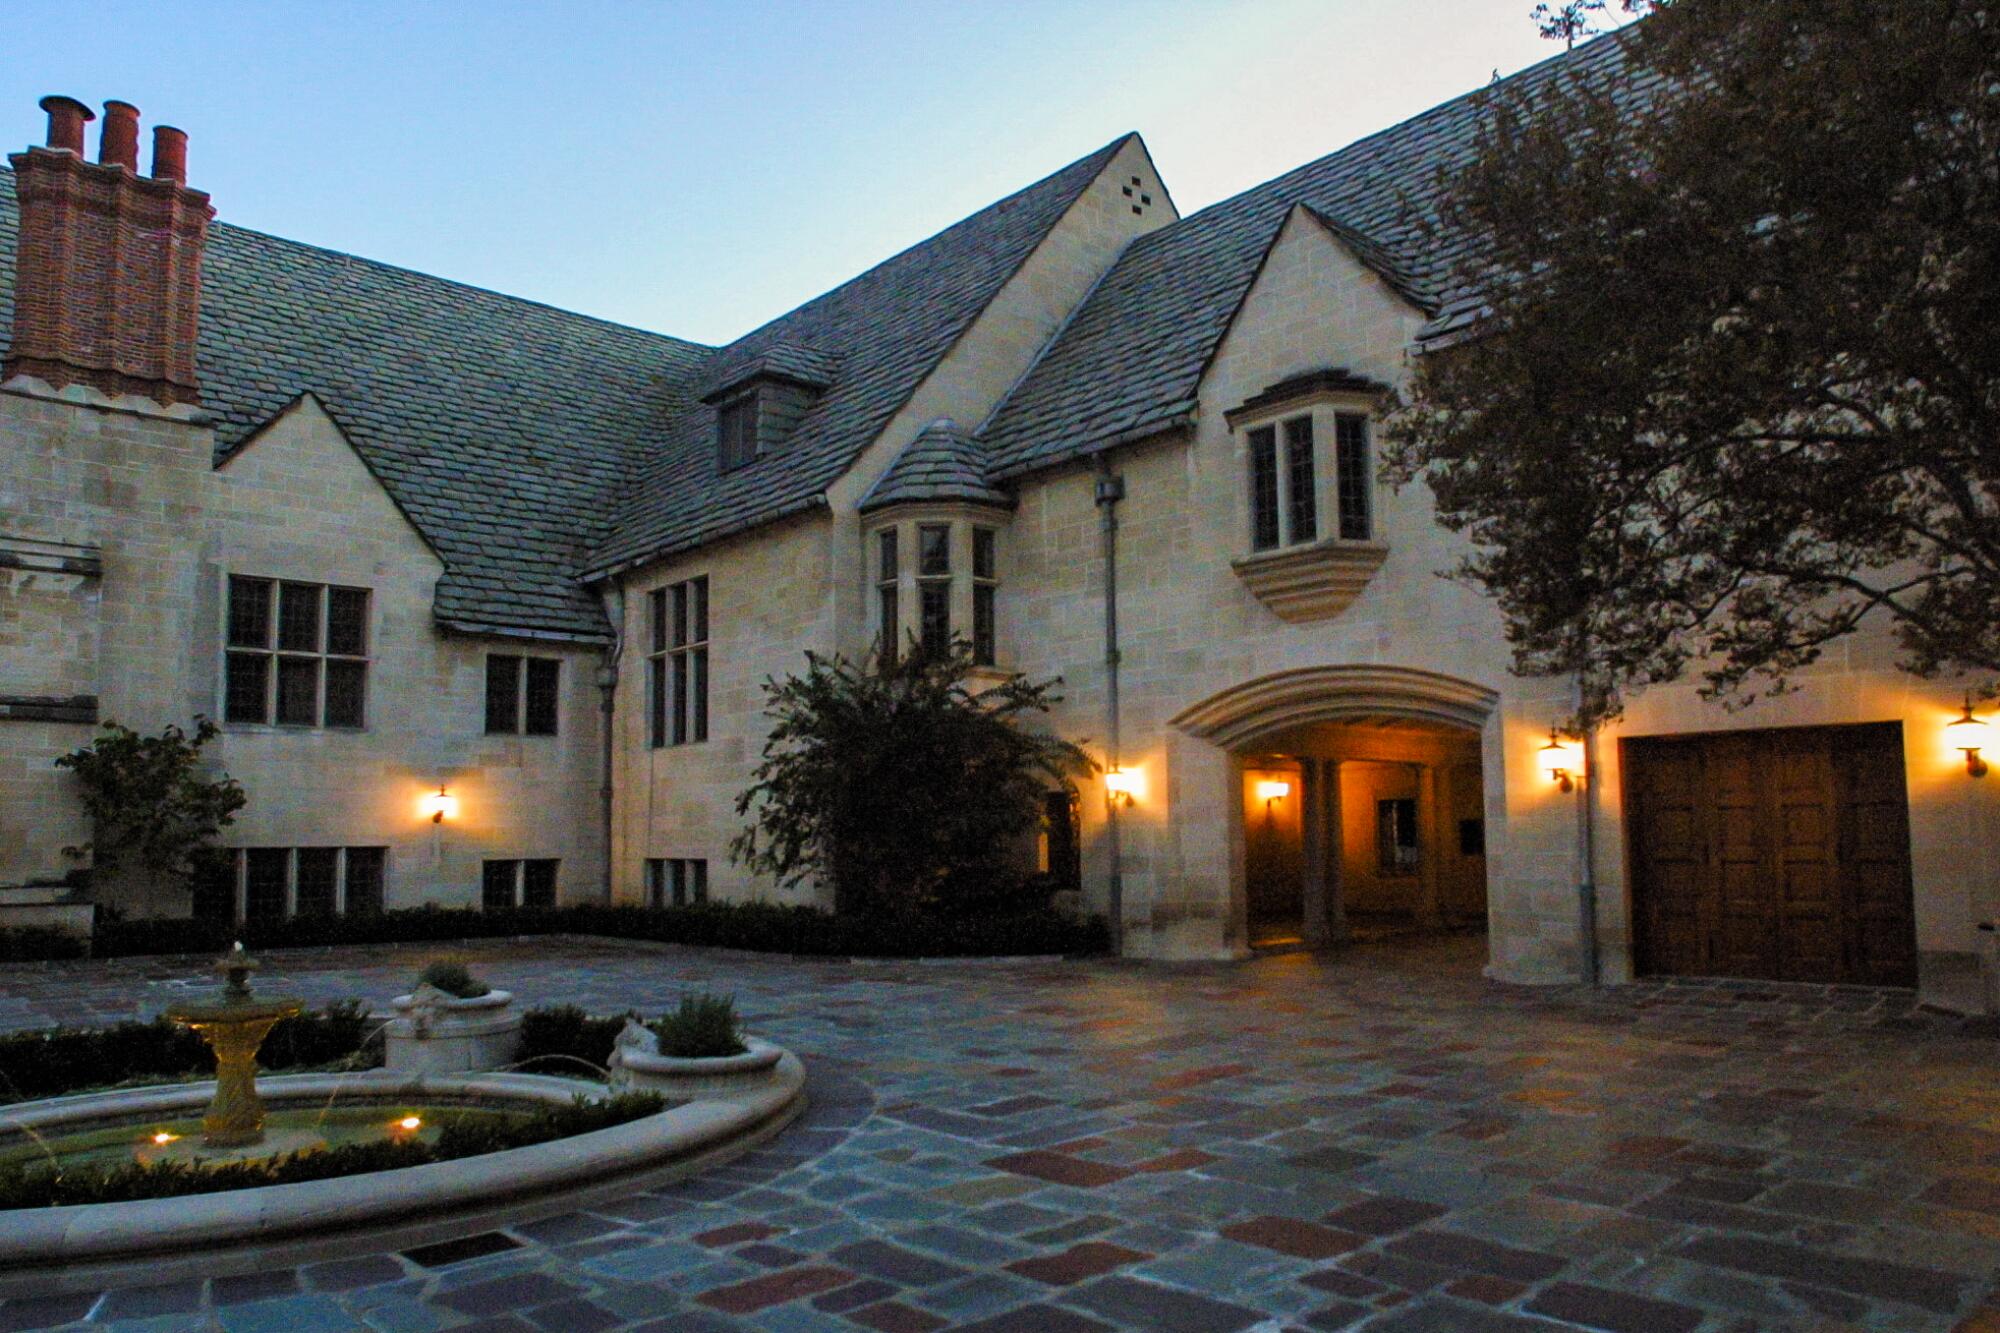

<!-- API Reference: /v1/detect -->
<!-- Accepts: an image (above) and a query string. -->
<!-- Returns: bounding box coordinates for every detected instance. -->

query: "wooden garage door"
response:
[1624,722,1916,987]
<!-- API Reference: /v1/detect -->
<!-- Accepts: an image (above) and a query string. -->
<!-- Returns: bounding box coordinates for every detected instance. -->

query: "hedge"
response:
[0,1002,378,1104]
[0,1092,666,1208]
[0,901,1108,964]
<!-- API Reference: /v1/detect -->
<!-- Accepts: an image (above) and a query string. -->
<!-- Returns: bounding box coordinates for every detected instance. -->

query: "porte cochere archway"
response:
[1169,666,1501,955]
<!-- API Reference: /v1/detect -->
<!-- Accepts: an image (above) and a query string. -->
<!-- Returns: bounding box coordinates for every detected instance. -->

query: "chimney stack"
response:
[4,96,214,407]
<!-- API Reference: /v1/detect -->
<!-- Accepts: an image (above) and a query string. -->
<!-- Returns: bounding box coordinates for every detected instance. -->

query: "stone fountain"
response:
[163,943,302,1148]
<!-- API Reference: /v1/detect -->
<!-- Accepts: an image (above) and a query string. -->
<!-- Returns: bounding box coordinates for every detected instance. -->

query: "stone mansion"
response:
[2,34,1993,1008]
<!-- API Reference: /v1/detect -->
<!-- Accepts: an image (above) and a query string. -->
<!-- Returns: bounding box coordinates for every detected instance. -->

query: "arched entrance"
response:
[1171,666,1500,952]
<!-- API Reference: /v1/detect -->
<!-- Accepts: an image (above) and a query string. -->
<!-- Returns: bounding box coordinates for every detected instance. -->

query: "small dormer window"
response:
[717,393,759,472]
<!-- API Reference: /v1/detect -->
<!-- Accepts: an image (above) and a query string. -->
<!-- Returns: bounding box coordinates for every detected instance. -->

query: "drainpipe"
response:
[1578,724,1601,986]
[1095,454,1126,954]
[598,584,626,905]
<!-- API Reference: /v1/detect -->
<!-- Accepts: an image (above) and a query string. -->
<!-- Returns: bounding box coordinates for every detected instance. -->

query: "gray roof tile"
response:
[860,418,1013,513]
[979,32,1650,481]
[0,168,711,641]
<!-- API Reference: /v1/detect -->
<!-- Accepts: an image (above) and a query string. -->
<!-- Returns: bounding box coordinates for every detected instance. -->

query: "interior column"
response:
[1300,759,1328,947]
[1325,759,1348,944]
[1416,763,1443,929]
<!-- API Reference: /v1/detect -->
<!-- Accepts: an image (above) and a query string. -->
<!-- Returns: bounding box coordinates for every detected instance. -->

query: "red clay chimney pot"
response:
[38,95,93,154]
[99,99,140,170]
[150,125,188,184]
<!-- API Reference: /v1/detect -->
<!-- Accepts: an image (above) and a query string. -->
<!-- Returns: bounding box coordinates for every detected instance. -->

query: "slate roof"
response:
[860,418,1014,513]
[979,30,1651,482]
[699,340,841,403]
[582,134,1133,580]
[0,168,713,641]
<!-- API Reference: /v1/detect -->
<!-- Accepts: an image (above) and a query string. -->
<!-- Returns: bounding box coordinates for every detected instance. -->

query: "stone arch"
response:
[1169,665,1499,750]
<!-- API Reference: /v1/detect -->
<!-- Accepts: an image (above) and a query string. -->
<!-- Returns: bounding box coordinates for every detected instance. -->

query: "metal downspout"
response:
[1579,725,1601,986]
[1095,455,1126,954]
[599,584,626,905]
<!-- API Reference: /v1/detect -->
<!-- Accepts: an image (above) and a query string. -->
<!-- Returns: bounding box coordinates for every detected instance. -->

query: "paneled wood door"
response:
[1624,723,1916,987]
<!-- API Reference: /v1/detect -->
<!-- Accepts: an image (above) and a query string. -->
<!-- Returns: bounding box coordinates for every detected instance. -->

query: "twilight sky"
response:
[2,2,1610,346]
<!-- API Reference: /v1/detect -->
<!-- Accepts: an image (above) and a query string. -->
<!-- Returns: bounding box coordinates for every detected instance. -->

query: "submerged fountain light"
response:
[151,1131,178,1145]
[397,1115,422,1131]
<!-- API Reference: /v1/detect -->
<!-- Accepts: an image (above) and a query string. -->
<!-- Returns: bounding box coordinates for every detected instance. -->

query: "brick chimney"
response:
[4,96,214,407]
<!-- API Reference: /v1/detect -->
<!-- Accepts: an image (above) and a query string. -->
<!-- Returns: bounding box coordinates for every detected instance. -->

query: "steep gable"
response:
[0,168,712,641]
[583,135,1136,581]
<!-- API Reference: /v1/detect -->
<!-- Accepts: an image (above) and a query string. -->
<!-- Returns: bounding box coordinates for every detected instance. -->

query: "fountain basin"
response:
[384,987,521,1075]
[0,1057,805,1292]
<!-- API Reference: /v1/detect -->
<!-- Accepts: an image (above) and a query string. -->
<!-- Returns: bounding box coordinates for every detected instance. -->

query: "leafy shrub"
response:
[649,993,745,1059]
[1,900,1108,964]
[54,718,246,895]
[516,1005,627,1077]
[0,925,88,962]
[0,1092,665,1208]
[416,959,489,999]
[0,1002,379,1104]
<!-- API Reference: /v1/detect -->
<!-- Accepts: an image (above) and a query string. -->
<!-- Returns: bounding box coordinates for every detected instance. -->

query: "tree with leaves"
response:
[731,641,1092,918]
[1385,0,1999,727]
[56,717,247,896]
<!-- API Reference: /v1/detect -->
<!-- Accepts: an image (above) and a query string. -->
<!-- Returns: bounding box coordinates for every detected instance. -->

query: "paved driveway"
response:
[2,934,1998,1332]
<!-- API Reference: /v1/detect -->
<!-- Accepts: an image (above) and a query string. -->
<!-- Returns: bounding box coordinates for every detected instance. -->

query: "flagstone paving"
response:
[3,933,2000,1331]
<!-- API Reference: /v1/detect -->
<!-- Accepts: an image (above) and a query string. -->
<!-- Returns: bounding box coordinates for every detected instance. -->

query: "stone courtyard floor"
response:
[4,934,2000,1332]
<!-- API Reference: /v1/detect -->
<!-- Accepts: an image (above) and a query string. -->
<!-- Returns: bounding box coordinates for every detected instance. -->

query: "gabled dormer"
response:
[700,341,839,472]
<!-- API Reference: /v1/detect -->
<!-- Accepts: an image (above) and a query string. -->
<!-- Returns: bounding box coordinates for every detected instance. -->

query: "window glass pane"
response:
[524,658,560,736]
[973,583,996,667]
[1376,798,1419,875]
[645,858,665,908]
[877,528,898,583]
[918,524,950,576]
[278,581,322,652]
[691,646,709,742]
[919,581,950,657]
[326,587,368,656]
[1284,416,1317,544]
[191,851,237,922]
[485,654,520,734]
[878,585,899,665]
[649,588,667,655]
[647,657,666,748]
[691,576,708,643]
[225,652,269,724]
[1336,413,1371,541]
[344,848,386,915]
[1249,426,1280,550]
[227,576,272,648]
[973,527,996,581]
[276,657,319,726]
[670,860,688,907]
[294,848,338,916]
[522,859,558,909]
[672,653,689,745]
[481,860,518,911]
[719,396,756,470]
[324,659,366,729]
[672,581,688,649]
[691,860,708,905]
[245,849,289,920]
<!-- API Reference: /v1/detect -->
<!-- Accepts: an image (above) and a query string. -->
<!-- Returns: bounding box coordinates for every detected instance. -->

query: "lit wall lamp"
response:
[420,784,459,824]
[1947,694,1991,777]
[1104,766,1142,808]
[1254,779,1291,805]
[1538,729,1582,793]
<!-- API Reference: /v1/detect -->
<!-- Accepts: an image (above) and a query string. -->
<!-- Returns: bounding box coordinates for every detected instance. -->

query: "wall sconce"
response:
[1538,729,1582,792]
[1254,779,1291,804]
[1947,694,1991,777]
[419,784,459,824]
[1104,766,1141,807]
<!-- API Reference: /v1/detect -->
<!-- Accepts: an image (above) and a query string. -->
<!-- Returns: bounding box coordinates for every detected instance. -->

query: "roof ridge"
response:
[1,163,717,358]
[710,133,1137,353]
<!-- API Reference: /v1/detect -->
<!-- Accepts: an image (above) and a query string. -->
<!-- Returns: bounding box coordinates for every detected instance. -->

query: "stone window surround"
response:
[645,856,709,907]
[482,857,559,910]
[484,652,561,737]
[863,507,1009,673]
[220,573,372,731]
[1225,381,1391,624]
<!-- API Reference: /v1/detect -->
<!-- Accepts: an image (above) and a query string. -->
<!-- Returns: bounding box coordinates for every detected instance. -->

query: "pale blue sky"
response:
[3,2,1602,345]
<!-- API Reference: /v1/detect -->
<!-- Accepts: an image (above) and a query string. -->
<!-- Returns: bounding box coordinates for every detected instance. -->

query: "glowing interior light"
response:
[1254,780,1291,803]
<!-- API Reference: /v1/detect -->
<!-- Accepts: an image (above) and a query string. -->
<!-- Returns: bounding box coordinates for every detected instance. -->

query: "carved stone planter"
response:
[608,1019,784,1101]
[383,984,521,1075]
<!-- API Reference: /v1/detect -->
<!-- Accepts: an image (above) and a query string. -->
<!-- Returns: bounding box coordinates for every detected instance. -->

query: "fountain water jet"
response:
[162,943,302,1148]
